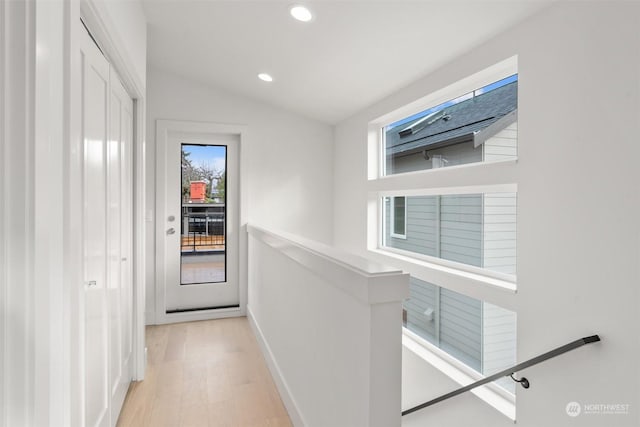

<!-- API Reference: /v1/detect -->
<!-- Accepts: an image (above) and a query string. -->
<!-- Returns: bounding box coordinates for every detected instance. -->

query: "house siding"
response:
[440,288,482,371]
[483,122,518,161]
[482,302,517,393]
[385,195,483,265]
[482,193,517,274]
[386,197,483,372]
[480,124,518,391]
[403,277,482,372]
[385,196,438,256]
[481,121,518,275]
[440,195,483,267]
[404,277,437,343]
[387,141,482,174]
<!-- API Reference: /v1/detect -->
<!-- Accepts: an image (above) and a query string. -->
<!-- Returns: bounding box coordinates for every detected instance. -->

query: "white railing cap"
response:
[247,224,409,304]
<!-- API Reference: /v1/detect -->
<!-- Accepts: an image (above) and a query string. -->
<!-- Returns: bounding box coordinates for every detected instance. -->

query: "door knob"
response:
[167,228,176,235]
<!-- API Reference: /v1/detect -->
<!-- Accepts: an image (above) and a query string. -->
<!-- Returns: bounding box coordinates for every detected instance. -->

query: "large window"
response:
[369,58,519,409]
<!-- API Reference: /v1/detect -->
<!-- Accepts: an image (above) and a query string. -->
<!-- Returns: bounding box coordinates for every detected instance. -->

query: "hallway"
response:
[116,318,292,427]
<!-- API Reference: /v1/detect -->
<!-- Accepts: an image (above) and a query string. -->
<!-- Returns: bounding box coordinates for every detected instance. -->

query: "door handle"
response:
[86,280,97,287]
[167,228,176,235]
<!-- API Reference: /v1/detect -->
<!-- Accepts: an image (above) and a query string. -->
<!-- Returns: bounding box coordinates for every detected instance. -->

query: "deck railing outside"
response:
[181,211,225,252]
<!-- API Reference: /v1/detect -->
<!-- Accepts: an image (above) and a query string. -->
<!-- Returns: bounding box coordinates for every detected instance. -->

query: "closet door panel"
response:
[81,27,110,427]
[108,72,134,423]
[81,24,134,427]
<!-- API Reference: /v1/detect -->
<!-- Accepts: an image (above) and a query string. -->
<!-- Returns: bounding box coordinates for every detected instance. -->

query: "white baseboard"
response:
[153,306,244,325]
[247,305,306,427]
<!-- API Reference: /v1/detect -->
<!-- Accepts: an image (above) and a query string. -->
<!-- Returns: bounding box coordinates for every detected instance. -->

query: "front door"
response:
[158,130,240,315]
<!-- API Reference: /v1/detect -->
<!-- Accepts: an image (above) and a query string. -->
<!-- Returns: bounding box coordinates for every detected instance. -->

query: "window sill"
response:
[368,247,517,295]
[389,233,407,240]
[367,159,518,194]
[403,329,516,421]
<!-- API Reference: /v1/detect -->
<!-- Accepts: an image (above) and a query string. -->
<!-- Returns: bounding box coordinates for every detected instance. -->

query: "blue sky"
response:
[182,144,226,173]
[386,74,518,131]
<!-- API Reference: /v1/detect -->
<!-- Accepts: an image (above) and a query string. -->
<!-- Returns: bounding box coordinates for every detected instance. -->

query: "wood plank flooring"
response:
[116,317,292,427]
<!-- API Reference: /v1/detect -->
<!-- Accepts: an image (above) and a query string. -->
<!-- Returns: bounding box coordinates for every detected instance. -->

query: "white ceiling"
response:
[143,0,552,124]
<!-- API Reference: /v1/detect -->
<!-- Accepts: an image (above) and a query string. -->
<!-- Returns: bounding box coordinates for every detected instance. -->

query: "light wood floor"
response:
[116,317,292,427]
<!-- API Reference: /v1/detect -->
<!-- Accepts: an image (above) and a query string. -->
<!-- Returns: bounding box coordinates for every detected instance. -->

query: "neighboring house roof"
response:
[386,81,517,157]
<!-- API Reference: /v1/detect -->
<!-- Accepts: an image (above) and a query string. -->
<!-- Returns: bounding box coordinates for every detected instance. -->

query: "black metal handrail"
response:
[402,335,601,416]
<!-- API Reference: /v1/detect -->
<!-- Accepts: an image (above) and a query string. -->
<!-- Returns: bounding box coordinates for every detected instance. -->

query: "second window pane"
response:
[383,193,517,275]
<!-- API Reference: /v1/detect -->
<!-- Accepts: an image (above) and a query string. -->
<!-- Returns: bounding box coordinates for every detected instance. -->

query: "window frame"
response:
[378,185,518,284]
[389,196,407,239]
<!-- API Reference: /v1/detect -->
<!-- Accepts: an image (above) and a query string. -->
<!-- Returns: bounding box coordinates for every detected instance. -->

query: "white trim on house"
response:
[474,110,518,148]
[389,196,408,239]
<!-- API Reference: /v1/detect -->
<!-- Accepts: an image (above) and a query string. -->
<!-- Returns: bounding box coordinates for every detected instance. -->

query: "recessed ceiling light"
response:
[290,5,313,22]
[258,73,273,82]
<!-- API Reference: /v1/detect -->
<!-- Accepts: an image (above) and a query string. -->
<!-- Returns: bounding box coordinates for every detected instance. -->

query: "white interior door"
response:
[108,70,134,423]
[81,26,110,427]
[159,131,240,313]
[81,24,134,427]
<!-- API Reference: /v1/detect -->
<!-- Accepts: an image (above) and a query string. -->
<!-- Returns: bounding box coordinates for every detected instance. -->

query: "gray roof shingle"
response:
[386,81,517,156]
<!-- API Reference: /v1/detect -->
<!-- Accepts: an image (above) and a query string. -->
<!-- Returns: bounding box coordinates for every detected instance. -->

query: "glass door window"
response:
[180,144,227,285]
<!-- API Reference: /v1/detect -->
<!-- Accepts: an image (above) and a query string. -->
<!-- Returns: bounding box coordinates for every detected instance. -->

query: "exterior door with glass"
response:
[158,128,239,315]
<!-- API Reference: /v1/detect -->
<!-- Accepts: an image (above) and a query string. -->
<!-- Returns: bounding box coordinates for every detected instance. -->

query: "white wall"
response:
[334,2,640,426]
[145,66,334,323]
